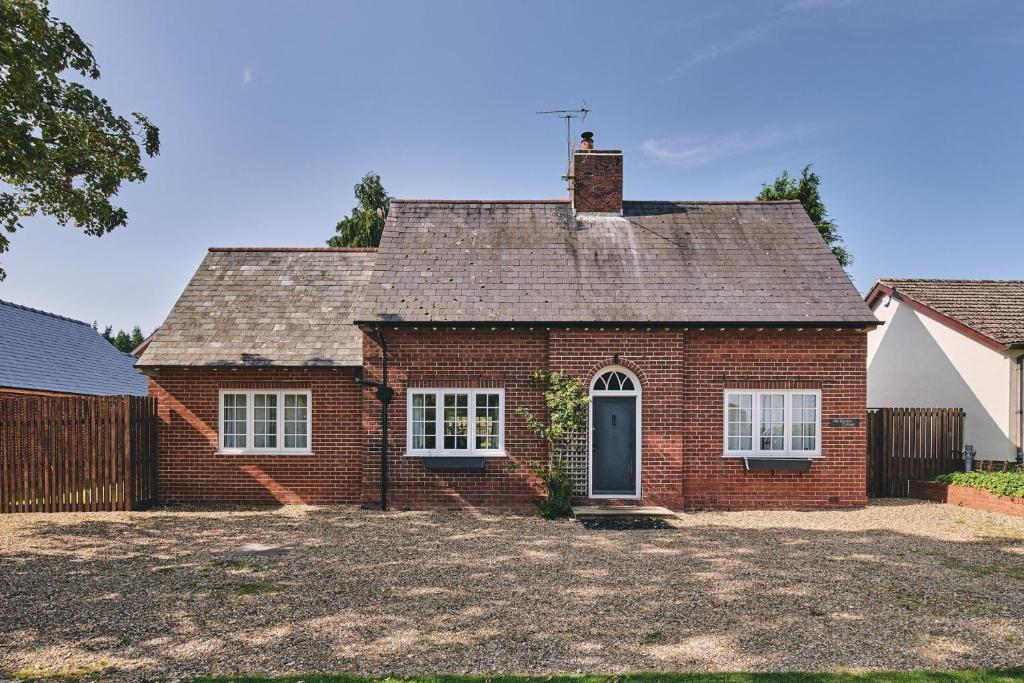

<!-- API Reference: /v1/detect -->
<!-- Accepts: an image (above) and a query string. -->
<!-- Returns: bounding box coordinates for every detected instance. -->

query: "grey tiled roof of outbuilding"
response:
[878,278,1024,346]
[137,248,375,367]
[0,300,148,396]
[355,199,877,325]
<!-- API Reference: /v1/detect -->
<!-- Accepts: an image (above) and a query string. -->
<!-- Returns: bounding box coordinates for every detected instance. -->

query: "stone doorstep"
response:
[571,505,678,520]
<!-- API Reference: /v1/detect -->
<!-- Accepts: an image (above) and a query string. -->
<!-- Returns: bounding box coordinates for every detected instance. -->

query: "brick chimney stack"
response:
[569,132,623,214]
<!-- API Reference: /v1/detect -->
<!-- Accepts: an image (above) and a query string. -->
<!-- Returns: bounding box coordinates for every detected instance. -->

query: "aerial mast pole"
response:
[536,102,590,187]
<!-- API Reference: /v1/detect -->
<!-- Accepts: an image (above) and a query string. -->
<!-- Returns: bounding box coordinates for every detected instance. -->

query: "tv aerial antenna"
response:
[536,102,590,183]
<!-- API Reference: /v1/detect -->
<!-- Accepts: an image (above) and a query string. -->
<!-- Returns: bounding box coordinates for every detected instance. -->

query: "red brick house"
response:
[137,140,878,511]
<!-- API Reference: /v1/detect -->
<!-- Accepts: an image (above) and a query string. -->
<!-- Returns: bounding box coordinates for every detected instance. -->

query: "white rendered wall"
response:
[867,297,1017,461]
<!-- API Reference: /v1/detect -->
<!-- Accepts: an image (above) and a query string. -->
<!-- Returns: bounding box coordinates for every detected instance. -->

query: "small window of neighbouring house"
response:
[219,390,311,454]
[723,389,821,457]
[408,389,504,456]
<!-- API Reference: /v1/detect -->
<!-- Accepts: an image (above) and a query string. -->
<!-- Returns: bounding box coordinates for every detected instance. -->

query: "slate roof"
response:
[355,199,877,325]
[0,300,148,396]
[877,278,1024,347]
[137,248,375,367]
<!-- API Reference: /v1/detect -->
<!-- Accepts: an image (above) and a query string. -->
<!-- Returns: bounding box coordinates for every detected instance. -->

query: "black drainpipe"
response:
[360,325,394,510]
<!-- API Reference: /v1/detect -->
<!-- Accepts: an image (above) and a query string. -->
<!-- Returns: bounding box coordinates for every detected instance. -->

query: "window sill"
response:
[722,453,821,459]
[404,450,507,459]
[216,450,314,456]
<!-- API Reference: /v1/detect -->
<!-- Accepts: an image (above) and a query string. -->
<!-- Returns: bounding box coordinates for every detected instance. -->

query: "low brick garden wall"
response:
[910,480,1024,518]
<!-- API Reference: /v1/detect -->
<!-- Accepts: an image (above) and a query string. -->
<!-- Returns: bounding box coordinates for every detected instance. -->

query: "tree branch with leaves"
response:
[758,164,851,268]
[327,172,390,248]
[0,0,161,279]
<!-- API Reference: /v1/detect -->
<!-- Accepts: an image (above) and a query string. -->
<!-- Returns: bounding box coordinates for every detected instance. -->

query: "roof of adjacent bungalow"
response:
[0,300,148,396]
[354,199,877,327]
[866,278,1024,349]
[136,248,376,367]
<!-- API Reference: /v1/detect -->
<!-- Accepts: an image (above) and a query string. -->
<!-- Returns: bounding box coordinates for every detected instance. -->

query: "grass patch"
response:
[14,658,119,681]
[189,670,1024,683]
[209,558,264,571]
[977,526,1024,539]
[233,582,280,596]
[935,471,1024,498]
[934,554,1024,582]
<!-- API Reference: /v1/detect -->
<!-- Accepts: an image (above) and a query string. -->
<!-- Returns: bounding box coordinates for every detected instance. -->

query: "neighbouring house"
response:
[866,279,1024,464]
[138,136,878,510]
[0,299,148,397]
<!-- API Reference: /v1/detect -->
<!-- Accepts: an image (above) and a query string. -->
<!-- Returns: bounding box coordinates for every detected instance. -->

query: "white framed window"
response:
[219,390,312,454]
[407,388,504,456]
[723,389,821,457]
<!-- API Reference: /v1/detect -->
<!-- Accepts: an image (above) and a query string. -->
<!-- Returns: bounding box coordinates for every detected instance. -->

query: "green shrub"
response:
[516,370,589,519]
[935,471,1024,498]
[535,456,574,519]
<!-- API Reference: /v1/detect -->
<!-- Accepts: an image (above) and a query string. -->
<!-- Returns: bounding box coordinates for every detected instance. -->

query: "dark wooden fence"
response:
[0,395,157,513]
[867,407,965,498]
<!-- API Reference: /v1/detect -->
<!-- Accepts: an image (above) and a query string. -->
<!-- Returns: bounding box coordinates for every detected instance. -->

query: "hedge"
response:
[934,471,1024,498]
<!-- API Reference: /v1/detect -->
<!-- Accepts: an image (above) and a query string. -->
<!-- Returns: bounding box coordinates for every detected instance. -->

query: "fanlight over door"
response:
[592,370,635,392]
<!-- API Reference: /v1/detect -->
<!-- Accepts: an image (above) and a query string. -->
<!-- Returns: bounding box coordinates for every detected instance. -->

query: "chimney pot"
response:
[580,131,594,151]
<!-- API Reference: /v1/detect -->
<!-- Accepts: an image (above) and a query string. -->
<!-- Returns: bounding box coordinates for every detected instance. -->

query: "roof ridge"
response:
[392,199,570,204]
[626,199,803,205]
[0,299,91,327]
[881,277,1024,284]
[207,247,377,253]
[390,198,802,205]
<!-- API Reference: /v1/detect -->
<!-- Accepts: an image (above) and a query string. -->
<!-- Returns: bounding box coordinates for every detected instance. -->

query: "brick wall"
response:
[360,329,549,511]
[570,151,623,213]
[148,367,363,505]
[682,329,868,510]
[360,327,869,511]
[911,480,1024,518]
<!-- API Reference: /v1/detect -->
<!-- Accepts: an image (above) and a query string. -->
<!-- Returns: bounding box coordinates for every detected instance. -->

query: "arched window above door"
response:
[592,369,636,392]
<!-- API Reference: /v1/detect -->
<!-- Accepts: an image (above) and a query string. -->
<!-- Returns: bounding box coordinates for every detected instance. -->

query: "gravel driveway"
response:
[2,501,1023,681]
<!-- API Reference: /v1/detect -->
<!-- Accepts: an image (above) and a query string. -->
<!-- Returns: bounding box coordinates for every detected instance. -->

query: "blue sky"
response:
[3,0,1022,332]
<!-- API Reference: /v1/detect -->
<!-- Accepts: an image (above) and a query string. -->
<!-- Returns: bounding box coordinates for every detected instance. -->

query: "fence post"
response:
[124,398,133,512]
[0,399,7,513]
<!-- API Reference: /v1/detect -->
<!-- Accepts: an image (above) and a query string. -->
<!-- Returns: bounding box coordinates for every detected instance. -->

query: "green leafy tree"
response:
[757,164,851,267]
[129,325,144,350]
[95,322,145,353]
[112,328,131,353]
[0,0,161,279]
[327,172,390,248]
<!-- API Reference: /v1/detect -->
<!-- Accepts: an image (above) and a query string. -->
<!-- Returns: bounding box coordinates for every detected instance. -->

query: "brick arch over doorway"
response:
[584,357,649,389]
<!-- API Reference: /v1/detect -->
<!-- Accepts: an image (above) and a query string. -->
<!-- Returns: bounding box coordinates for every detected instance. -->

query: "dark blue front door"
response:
[592,396,637,496]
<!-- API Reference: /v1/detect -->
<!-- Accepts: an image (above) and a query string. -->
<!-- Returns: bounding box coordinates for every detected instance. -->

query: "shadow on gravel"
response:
[1,503,1023,681]
[190,670,1024,683]
[579,518,674,531]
